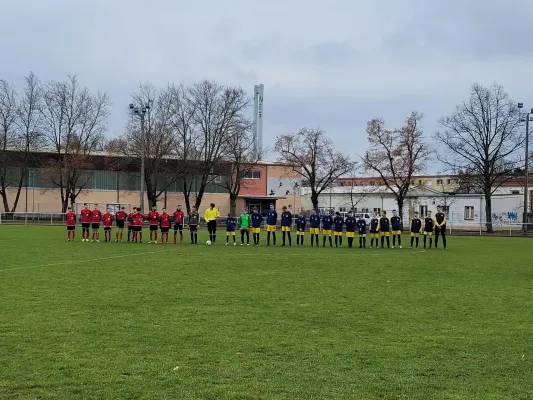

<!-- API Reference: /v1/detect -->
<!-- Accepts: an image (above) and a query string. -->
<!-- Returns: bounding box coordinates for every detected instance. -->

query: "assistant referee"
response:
[204,203,220,244]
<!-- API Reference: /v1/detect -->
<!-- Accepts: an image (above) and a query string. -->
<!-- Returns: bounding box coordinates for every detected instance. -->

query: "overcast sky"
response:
[2,0,533,172]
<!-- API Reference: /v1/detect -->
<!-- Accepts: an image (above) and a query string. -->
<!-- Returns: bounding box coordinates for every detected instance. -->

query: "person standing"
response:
[280,206,292,246]
[410,212,422,248]
[65,206,76,242]
[434,206,447,249]
[103,208,113,242]
[239,208,251,246]
[251,207,263,246]
[80,203,92,242]
[309,209,321,247]
[333,212,344,247]
[225,214,237,245]
[423,211,435,249]
[173,205,185,244]
[390,210,402,249]
[322,212,334,247]
[148,206,160,244]
[204,203,220,244]
[160,209,171,244]
[266,204,277,246]
[296,211,306,247]
[188,206,200,244]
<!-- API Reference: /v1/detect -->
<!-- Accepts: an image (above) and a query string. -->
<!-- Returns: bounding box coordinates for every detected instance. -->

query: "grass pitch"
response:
[1,226,532,399]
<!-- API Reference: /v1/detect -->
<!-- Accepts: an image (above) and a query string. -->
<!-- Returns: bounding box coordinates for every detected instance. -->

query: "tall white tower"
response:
[253,84,264,160]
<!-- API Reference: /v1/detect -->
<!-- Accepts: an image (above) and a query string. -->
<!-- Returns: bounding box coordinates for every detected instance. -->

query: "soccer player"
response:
[91,204,102,242]
[390,210,402,249]
[344,211,356,248]
[115,206,127,242]
[80,203,91,242]
[225,214,237,245]
[127,208,135,242]
[410,212,422,248]
[333,212,344,247]
[173,205,185,244]
[188,206,200,244]
[434,206,447,249]
[103,208,113,242]
[309,209,320,247]
[296,211,306,247]
[423,211,434,249]
[369,213,380,248]
[204,203,220,244]
[160,208,171,244]
[133,207,144,243]
[251,207,262,246]
[280,206,292,246]
[239,208,251,246]
[148,206,160,244]
[357,215,367,248]
[266,204,277,246]
[65,206,76,241]
[379,211,391,249]
[322,212,333,247]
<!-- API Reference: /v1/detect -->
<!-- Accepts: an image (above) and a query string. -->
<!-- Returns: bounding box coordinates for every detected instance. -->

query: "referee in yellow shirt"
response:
[204,203,220,244]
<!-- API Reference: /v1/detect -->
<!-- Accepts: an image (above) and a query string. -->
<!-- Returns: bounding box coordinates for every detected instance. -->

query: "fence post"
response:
[50,214,53,225]
[25,213,27,225]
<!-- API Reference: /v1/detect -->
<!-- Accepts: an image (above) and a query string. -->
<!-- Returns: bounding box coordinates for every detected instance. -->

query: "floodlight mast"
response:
[129,102,150,212]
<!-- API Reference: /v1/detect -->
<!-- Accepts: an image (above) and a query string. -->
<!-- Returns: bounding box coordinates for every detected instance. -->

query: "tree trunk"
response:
[397,196,405,230]
[485,193,493,233]
[0,188,9,212]
[229,192,237,216]
[311,190,319,210]
[194,181,207,210]
[11,173,25,212]
[184,193,191,214]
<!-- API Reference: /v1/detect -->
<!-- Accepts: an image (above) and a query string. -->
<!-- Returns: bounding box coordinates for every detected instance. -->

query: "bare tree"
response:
[0,79,18,211]
[188,80,250,210]
[218,121,261,215]
[363,111,429,223]
[275,127,353,210]
[435,83,523,232]
[40,76,110,212]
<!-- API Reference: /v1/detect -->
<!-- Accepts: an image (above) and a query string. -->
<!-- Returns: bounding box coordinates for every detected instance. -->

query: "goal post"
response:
[74,203,133,214]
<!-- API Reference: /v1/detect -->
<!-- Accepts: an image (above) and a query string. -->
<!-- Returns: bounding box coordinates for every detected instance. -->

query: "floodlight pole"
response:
[518,103,531,232]
[129,102,150,213]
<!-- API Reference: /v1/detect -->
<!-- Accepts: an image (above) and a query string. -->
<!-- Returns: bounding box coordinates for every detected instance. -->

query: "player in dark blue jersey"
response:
[369,213,380,248]
[266,204,277,246]
[434,206,447,249]
[410,212,422,248]
[322,212,334,247]
[357,216,367,248]
[251,207,263,246]
[379,211,391,248]
[309,209,321,247]
[280,206,292,246]
[333,212,344,247]
[225,214,237,245]
[423,211,434,249]
[344,212,356,248]
[390,210,402,249]
[296,211,306,247]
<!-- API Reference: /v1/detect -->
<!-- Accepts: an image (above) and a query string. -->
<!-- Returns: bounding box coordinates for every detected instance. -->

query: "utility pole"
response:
[518,103,531,232]
[129,102,150,212]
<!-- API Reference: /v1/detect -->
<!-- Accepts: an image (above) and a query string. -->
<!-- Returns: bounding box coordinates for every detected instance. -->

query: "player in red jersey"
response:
[159,208,171,244]
[103,209,114,242]
[133,207,144,243]
[115,206,127,242]
[173,205,185,244]
[65,206,76,241]
[148,206,160,243]
[91,204,102,242]
[80,203,92,242]
[127,209,135,242]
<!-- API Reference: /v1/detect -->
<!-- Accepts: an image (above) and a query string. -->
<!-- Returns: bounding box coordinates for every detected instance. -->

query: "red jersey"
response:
[128,212,135,226]
[115,210,127,222]
[160,213,171,228]
[91,209,102,223]
[103,213,113,227]
[173,210,184,224]
[66,212,76,226]
[134,212,144,226]
[80,208,92,223]
[148,211,160,225]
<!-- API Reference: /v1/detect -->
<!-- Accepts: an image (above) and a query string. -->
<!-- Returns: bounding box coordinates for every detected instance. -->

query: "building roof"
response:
[300,185,443,197]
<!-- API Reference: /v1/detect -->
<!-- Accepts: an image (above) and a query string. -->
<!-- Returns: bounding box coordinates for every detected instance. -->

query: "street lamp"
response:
[129,102,150,212]
[518,103,532,230]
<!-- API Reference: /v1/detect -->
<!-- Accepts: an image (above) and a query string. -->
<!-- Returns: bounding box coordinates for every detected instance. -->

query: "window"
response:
[464,206,474,220]
[419,205,428,216]
[361,208,370,213]
[244,170,261,179]
[418,180,422,185]
[213,176,222,183]
[426,180,432,186]
[339,207,347,212]
[447,179,451,185]
[439,205,450,214]
[318,207,325,214]
[373,207,381,215]
[369,181,375,186]
[511,190,520,195]
[436,179,443,185]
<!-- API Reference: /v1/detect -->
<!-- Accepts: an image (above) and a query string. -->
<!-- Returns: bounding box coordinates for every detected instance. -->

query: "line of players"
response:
[64,203,447,249]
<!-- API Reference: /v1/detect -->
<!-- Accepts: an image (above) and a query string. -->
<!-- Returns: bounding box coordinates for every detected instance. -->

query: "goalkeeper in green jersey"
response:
[239,208,251,246]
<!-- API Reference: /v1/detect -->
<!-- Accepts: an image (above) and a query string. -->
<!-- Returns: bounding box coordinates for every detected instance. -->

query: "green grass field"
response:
[1,226,532,400]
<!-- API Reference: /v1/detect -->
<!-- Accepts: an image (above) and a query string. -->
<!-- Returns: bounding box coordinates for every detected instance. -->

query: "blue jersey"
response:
[226,217,237,231]
[370,218,379,233]
[281,211,292,226]
[333,216,344,232]
[345,216,356,232]
[391,216,401,231]
[266,210,277,225]
[357,219,367,234]
[322,215,333,230]
[309,214,321,228]
[251,213,263,228]
[411,218,422,233]
[296,216,306,230]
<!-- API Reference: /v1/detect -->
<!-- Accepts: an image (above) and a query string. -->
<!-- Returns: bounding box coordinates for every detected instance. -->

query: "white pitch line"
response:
[0,249,176,273]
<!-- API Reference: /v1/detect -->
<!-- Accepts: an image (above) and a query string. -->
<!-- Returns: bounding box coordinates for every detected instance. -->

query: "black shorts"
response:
[149,225,158,231]
[104,227,111,231]
[82,223,90,229]
[67,226,75,231]
[116,220,125,229]
[174,223,183,231]
[128,225,133,231]
[189,225,197,232]
[92,223,100,230]
[161,227,169,233]
[134,226,142,232]
[207,220,217,232]
[435,226,446,232]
